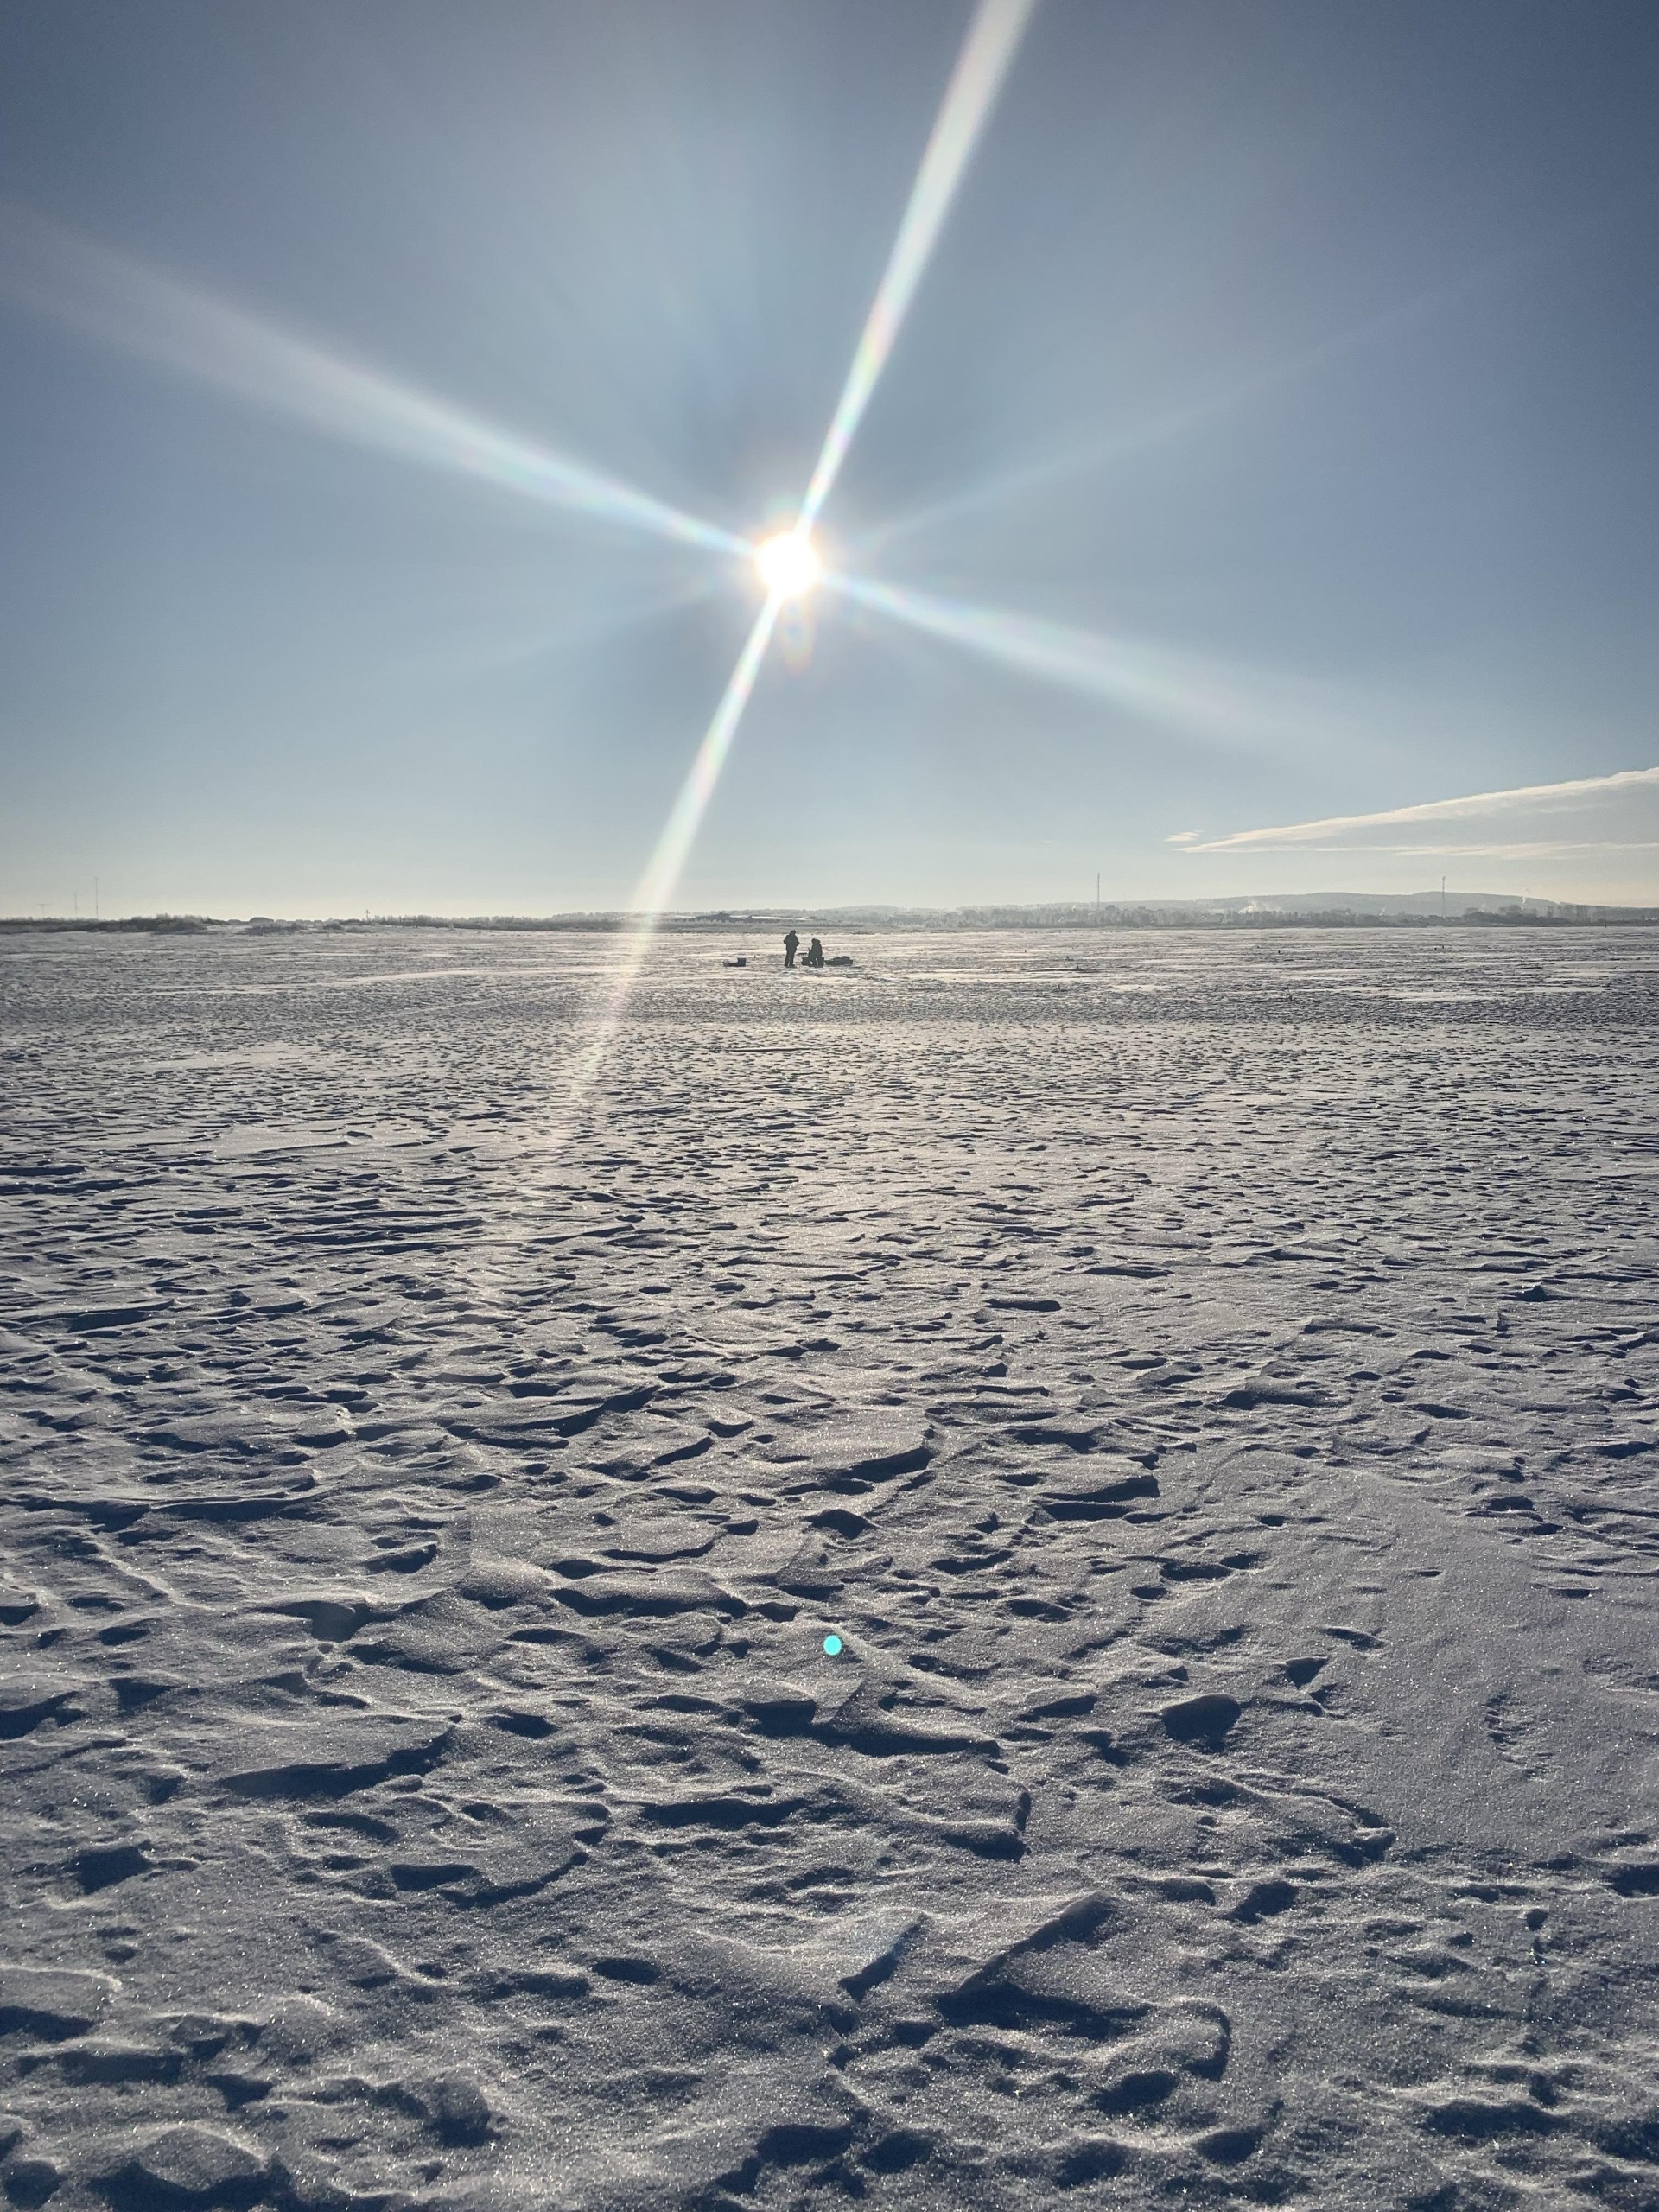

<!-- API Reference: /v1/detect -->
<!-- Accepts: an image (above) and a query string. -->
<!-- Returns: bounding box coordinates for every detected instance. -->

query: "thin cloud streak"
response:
[798,0,1037,529]
[0,200,745,557]
[1225,842,1659,860]
[1185,765,1659,851]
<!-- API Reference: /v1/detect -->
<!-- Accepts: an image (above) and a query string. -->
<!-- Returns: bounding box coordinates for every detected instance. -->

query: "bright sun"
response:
[753,528,823,601]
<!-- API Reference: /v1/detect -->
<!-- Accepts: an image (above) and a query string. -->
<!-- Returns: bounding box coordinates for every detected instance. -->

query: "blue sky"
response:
[2,0,1657,916]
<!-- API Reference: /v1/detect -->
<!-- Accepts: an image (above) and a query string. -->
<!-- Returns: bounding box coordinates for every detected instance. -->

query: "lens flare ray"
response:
[831,570,1397,761]
[566,0,1041,1105]
[0,200,743,556]
[0,25,1076,1153]
[630,594,786,925]
[798,0,1036,530]
[551,591,785,1120]
[854,242,1541,559]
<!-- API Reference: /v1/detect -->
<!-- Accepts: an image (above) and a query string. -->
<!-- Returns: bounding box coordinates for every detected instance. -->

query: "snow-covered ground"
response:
[3,924,1657,2209]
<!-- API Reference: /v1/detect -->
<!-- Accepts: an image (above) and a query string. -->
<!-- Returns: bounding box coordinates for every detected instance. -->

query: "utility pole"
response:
[1095,872,1101,925]
[1440,875,1446,919]
[93,878,99,921]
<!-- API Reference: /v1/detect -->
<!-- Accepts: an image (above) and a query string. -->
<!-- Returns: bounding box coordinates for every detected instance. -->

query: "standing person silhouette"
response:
[783,929,800,969]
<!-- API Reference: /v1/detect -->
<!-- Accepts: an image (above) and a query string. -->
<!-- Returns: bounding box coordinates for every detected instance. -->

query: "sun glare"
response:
[753,528,823,601]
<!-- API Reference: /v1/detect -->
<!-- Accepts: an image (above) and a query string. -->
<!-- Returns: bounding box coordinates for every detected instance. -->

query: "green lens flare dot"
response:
[823,1634,843,1656]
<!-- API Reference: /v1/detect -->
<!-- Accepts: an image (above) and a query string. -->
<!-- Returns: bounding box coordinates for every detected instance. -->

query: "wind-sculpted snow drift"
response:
[1,925,1657,2209]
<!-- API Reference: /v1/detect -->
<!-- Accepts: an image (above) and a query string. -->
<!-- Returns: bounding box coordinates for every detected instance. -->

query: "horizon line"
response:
[8,889,1659,929]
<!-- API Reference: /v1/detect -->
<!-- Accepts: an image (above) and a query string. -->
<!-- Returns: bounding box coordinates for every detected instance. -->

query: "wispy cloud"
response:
[1183,766,1659,853]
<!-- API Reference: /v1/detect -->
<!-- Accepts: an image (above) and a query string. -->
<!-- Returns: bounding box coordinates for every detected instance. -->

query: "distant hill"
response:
[774,893,1659,928]
[1183,890,1593,917]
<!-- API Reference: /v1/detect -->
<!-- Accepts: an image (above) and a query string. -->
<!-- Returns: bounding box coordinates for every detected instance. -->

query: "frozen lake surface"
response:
[3,924,1658,2209]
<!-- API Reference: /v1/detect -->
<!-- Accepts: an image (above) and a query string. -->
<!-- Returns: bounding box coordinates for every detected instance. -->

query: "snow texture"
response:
[2,923,1657,2211]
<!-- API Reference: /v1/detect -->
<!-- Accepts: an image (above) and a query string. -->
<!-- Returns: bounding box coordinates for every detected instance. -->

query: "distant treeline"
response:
[0,914,213,934]
[3,904,1657,935]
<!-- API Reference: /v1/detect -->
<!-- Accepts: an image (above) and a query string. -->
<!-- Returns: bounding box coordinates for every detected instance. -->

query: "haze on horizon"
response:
[2,0,1657,920]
